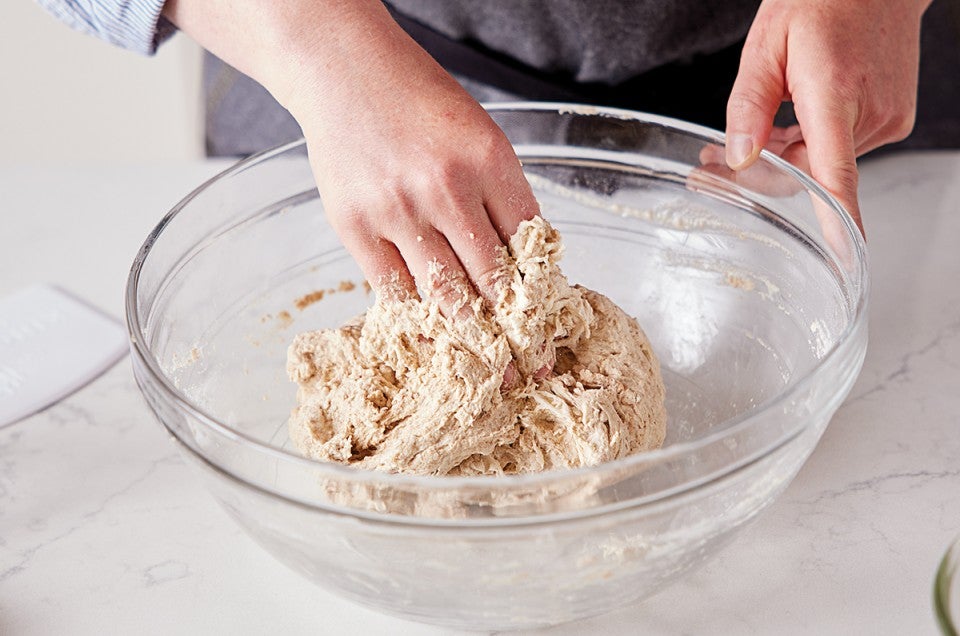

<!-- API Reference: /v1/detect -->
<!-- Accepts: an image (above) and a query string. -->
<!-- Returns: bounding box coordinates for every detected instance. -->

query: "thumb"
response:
[725,36,786,170]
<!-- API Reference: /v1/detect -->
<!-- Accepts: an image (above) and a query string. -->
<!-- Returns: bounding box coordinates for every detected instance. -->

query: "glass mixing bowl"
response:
[126,104,868,630]
[937,534,960,635]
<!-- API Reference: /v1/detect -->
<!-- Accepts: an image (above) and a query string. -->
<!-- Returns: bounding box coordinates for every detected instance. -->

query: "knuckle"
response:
[475,128,514,166]
[429,275,458,299]
[846,73,870,102]
[822,159,859,193]
[327,200,368,234]
[426,270,472,309]
[414,157,468,191]
[885,109,916,142]
[728,83,777,120]
[428,157,468,193]
[474,265,510,299]
[374,181,418,226]
[332,188,419,236]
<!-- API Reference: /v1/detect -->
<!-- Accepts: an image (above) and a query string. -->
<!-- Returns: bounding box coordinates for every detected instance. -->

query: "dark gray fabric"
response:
[203,0,960,157]
[202,55,302,157]
[388,2,751,131]
[386,0,759,84]
[884,0,960,153]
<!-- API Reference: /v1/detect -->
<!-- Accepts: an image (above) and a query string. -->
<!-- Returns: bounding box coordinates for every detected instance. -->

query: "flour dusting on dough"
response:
[286,217,666,476]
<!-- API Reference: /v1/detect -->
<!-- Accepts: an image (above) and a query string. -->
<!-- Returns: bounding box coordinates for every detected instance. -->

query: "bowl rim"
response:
[124,102,869,496]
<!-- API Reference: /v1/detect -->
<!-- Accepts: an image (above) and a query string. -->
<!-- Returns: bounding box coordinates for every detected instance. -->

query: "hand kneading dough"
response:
[287,216,666,476]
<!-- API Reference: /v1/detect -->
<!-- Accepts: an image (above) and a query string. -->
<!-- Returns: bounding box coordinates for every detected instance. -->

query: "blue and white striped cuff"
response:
[36,0,176,55]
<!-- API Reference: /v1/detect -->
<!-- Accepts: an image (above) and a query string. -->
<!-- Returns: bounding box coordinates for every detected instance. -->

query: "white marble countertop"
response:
[2,153,959,635]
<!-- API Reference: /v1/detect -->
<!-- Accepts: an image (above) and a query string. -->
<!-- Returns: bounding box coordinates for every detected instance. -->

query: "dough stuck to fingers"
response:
[286,216,666,476]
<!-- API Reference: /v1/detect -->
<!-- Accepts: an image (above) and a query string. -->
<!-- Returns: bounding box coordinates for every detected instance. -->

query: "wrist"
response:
[163,0,400,120]
[254,0,401,119]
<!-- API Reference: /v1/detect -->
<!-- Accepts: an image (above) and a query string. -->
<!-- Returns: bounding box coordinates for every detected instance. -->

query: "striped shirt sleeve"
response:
[35,0,176,55]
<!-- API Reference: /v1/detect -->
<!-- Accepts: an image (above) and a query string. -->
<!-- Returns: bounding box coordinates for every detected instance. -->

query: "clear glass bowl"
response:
[126,104,868,630]
[937,534,960,635]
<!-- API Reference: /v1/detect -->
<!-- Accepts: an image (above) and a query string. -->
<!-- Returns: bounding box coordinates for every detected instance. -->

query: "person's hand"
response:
[164,0,538,317]
[724,0,932,234]
[284,5,538,316]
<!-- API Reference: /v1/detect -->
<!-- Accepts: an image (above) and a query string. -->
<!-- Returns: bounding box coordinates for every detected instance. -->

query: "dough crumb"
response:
[294,290,325,310]
[287,217,666,476]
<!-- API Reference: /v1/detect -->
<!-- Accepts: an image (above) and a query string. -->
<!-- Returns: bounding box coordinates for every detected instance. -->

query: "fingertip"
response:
[699,142,726,167]
[725,132,760,171]
[725,55,782,170]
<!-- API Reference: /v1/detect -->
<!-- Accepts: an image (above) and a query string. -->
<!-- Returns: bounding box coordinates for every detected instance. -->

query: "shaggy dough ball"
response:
[287,216,666,476]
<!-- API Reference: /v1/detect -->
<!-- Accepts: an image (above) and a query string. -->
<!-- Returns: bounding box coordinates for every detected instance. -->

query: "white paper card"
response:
[0,285,128,427]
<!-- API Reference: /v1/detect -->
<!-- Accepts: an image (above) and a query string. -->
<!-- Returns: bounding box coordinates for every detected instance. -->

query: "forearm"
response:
[161,0,407,119]
[165,0,538,315]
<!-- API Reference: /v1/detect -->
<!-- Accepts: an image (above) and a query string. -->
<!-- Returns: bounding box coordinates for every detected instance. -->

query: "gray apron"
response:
[201,0,960,157]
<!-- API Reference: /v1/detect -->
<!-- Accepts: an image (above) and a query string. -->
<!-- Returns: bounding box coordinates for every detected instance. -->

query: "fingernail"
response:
[726,133,756,170]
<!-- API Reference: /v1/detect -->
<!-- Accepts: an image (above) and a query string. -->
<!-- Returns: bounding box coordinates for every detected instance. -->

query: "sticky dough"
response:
[287,217,666,476]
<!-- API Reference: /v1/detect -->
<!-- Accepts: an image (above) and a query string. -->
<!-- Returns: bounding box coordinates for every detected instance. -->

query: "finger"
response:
[482,149,540,243]
[394,227,478,319]
[779,139,811,174]
[694,136,808,198]
[767,125,803,152]
[438,208,510,303]
[699,142,725,167]
[700,124,802,168]
[793,95,863,234]
[342,231,417,302]
[725,32,786,170]
[691,155,801,198]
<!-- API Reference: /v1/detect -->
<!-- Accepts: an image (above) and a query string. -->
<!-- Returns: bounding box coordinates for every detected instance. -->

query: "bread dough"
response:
[287,217,666,476]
